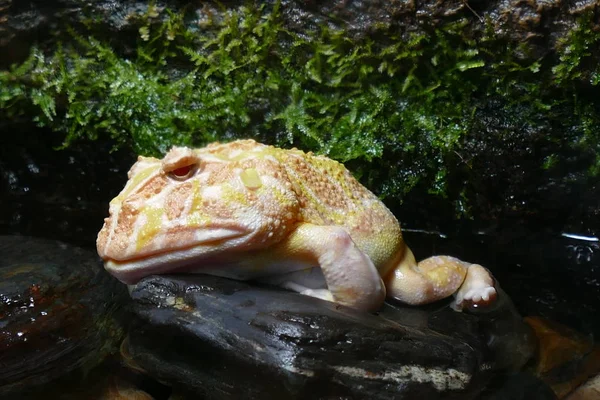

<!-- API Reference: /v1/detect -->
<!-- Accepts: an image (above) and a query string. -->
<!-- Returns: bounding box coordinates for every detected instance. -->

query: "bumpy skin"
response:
[97,140,497,312]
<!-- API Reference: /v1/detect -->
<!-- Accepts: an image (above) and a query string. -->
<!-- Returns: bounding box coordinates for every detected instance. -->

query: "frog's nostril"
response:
[121,198,141,214]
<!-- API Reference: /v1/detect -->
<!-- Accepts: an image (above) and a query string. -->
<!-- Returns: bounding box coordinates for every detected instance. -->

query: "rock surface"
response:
[566,373,600,400]
[525,317,600,399]
[0,235,128,397]
[479,372,558,400]
[126,274,537,399]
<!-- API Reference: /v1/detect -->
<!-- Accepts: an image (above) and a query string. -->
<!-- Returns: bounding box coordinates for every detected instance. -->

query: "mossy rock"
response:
[0,0,598,229]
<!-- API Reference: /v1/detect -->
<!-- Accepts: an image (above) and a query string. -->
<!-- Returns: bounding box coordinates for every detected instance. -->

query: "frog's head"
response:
[97,141,298,284]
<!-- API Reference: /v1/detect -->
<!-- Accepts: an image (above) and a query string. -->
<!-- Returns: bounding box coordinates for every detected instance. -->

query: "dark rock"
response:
[0,235,129,397]
[126,274,536,399]
[422,285,536,372]
[479,372,558,400]
[8,355,170,400]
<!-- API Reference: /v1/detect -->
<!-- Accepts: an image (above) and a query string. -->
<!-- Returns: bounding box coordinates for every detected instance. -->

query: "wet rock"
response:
[13,354,172,400]
[126,274,536,399]
[479,372,557,400]
[426,284,536,373]
[0,235,129,397]
[87,375,155,400]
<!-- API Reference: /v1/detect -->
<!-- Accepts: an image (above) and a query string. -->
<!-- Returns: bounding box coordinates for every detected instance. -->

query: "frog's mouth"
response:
[101,228,250,284]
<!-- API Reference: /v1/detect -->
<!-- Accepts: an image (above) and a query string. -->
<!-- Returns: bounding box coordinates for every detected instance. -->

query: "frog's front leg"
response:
[384,246,497,311]
[272,223,386,312]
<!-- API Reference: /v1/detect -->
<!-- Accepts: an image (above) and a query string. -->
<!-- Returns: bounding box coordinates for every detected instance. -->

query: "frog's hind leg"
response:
[384,247,497,310]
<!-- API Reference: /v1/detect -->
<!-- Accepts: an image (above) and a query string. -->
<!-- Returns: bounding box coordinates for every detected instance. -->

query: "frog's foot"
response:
[385,249,498,311]
[452,264,497,311]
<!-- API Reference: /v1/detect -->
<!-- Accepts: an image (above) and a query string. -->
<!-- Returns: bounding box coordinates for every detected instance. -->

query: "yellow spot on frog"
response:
[240,168,262,190]
[221,183,247,205]
[188,180,211,226]
[190,179,203,211]
[187,212,211,227]
[425,266,459,287]
[136,207,164,250]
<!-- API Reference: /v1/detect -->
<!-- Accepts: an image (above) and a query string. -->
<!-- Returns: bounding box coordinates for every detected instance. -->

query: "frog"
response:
[97,139,497,312]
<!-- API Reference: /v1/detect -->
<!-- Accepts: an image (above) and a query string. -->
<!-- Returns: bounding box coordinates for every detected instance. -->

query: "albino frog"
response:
[97,139,497,312]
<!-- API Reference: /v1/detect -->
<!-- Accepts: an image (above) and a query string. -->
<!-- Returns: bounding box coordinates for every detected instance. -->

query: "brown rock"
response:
[566,373,600,400]
[525,316,600,399]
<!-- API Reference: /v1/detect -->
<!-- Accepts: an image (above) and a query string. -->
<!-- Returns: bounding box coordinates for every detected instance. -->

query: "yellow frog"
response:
[97,139,496,312]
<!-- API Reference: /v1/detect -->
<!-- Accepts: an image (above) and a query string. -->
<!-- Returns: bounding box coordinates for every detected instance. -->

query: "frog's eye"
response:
[162,147,200,181]
[168,163,197,181]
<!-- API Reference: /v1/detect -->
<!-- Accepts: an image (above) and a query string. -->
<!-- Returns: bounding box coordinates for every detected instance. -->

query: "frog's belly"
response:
[186,256,318,281]
[256,267,327,290]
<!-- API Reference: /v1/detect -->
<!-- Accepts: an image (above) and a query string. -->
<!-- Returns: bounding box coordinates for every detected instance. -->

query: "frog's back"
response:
[273,148,381,226]
[271,144,404,270]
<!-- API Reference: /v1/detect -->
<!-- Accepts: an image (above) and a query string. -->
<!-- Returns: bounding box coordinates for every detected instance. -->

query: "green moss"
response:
[552,14,600,86]
[1,4,599,214]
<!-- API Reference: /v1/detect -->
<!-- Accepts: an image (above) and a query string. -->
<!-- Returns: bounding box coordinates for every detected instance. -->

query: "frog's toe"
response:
[466,286,497,304]
[299,288,335,302]
[454,285,497,311]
